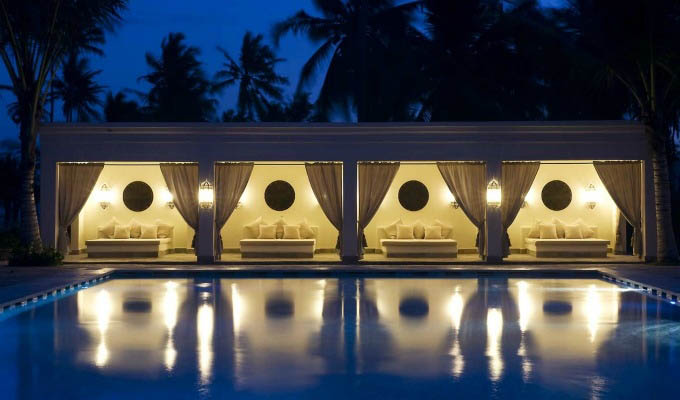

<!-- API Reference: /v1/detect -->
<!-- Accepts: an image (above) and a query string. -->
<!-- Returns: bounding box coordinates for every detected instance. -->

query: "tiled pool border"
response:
[1,267,678,315]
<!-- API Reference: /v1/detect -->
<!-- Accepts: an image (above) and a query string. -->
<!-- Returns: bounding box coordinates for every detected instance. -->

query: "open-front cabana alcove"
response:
[39,121,654,263]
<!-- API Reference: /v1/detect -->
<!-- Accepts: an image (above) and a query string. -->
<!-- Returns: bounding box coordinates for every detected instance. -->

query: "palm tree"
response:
[555,0,680,261]
[0,0,128,247]
[138,32,216,122]
[272,0,421,121]
[52,51,105,122]
[104,91,146,122]
[214,32,288,121]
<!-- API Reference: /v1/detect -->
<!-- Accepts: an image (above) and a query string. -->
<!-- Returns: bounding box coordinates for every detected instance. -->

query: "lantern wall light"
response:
[198,180,214,209]
[487,179,501,208]
[161,189,175,209]
[584,183,598,210]
[96,183,112,210]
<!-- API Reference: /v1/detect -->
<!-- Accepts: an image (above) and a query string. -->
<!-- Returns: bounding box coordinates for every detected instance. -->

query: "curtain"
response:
[215,162,253,259]
[437,162,487,258]
[160,163,199,251]
[614,211,628,254]
[358,162,400,255]
[593,161,642,256]
[306,162,343,250]
[57,163,104,254]
[501,162,540,257]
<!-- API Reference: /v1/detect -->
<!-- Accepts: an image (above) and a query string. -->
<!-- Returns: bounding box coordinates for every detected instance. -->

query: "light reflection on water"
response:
[0,277,677,399]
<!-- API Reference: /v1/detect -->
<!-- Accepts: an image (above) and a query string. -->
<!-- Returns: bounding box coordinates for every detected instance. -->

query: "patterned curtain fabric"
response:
[501,162,540,257]
[593,161,642,256]
[57,163,104,254]
[160,163,199,251]
[215,162,254,259]
[437,162,487,258]
[305,162,343,250]
[358,162,400,255]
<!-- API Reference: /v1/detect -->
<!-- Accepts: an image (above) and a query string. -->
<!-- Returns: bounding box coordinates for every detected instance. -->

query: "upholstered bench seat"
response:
[524,238,610,258]
[86,238,172,258]
[240,239,316,258]
[380,239,458,258]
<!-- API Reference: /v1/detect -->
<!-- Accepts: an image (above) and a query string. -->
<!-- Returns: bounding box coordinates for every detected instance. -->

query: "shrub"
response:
[8,246,63,266]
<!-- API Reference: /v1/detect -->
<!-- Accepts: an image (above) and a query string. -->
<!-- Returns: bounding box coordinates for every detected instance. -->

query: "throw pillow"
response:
[413,220,425,239]
[129,218,142,239]
[113,225,131,239]
[283,225,301,239]
[155,219,174,238]
[396,224,414,239]
[140,224,158,239]
[298,218,315,239]
[96,217,119,239]
[564,224,583,239]
[244,216,264,238]
[384,219,403,239]
[433,219,453,238]
[574,218,595,238]
[539,223,558,239]
[552,218,566,238]
[273,217,287,239]
[424,225,442,240]
[258,224,276,239]
[527,219,541,238]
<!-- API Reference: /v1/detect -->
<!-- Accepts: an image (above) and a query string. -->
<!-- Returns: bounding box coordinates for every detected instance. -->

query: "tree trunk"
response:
[19,118,42,250]
[647,122,679,262]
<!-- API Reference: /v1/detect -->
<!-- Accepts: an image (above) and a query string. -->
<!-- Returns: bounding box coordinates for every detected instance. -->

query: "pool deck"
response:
[1,263,679,312]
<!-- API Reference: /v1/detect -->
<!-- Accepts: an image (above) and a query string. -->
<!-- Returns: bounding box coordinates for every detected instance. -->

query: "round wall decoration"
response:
[398,180,429,211]
[264,180,295,211]
[122,181,154,212]
[541,180,572,211]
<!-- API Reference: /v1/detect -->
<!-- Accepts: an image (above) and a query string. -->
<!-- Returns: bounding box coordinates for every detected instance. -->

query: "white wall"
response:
[509,163,617,249]
[221,164,339,250]
[364,164,479,250]
[74,164,194,251]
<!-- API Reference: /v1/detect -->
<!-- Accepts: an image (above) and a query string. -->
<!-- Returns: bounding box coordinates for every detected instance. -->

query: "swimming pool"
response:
[0,275,677,399]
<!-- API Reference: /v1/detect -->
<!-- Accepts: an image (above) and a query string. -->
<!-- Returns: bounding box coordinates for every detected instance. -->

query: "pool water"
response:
[0,277,678,399]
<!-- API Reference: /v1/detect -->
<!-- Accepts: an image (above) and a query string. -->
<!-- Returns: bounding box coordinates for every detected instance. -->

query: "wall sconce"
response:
[520,199,528,208]
[236,201,243,209]
[161,189,175,209]
[198,180,214,209]
[584,183,597,209]
[450,200,459,209]
[96,183,112,210]
[487,179,501,208]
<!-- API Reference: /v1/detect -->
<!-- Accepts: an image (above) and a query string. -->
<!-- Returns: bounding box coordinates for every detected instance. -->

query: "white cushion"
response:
[155,219,174,238]
[258,224,276,239]
[552,218,566,238]
[298,218,315,239]
[527,219,541,238]
[574,218,595,238]
[283,225,301,239]
[539,223,558,239]
[424,225,442,239]
[244,216,264,238]
[273,217,287,239]
[413,220,425,239]
[564,224,583,239]
[384,219,403,239]
[96,217,119,239]
[433,219,453,238]
[113,225,131,239]
[140,224,158,239]
[396,224,414,239]
[128,218,142,239]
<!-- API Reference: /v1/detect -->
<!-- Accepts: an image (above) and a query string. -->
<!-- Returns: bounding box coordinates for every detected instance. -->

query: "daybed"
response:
[377,220,458,258]
[239,219,319,258]
[86,238,172,258]
[521,225,610,258]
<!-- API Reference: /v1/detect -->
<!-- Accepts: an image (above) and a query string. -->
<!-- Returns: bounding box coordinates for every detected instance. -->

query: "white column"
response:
[40,158,58,249]
[341,160,359,263]
[197,161,215,263]
[642,160,657,261]
[486,160,503,263]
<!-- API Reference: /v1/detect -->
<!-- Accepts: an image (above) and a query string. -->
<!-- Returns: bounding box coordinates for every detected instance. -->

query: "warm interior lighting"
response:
[444,189,459,209]
[161,189,175,209]
[96,184,112,210]
[517,281,532,332]
[486,308,504,381]
[163,281,179,371]
[584,184,598,209]
[199,180,214,209]
[94,290,112,367]
[487,179,501,208]
[448,288,464,331]
[197,303,214,384]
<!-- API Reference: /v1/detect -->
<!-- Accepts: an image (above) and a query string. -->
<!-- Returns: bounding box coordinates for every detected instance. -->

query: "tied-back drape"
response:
[593,161,642,256]
[306,162,343,250]
[215,162,253,259]
[160,163,199,251]
[437,162,487,258]
[501,162,540,257]
[358,162,400,255]
[57,163,104,254]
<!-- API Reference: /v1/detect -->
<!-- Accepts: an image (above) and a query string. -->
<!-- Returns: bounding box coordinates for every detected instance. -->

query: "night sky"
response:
[0,0,563,142]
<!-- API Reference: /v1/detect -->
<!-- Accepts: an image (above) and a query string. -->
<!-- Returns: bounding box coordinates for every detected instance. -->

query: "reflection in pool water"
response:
[0,277,677,399]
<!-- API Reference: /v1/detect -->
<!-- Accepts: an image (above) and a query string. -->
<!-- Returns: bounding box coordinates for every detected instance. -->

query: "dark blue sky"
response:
[0,0,563,142]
